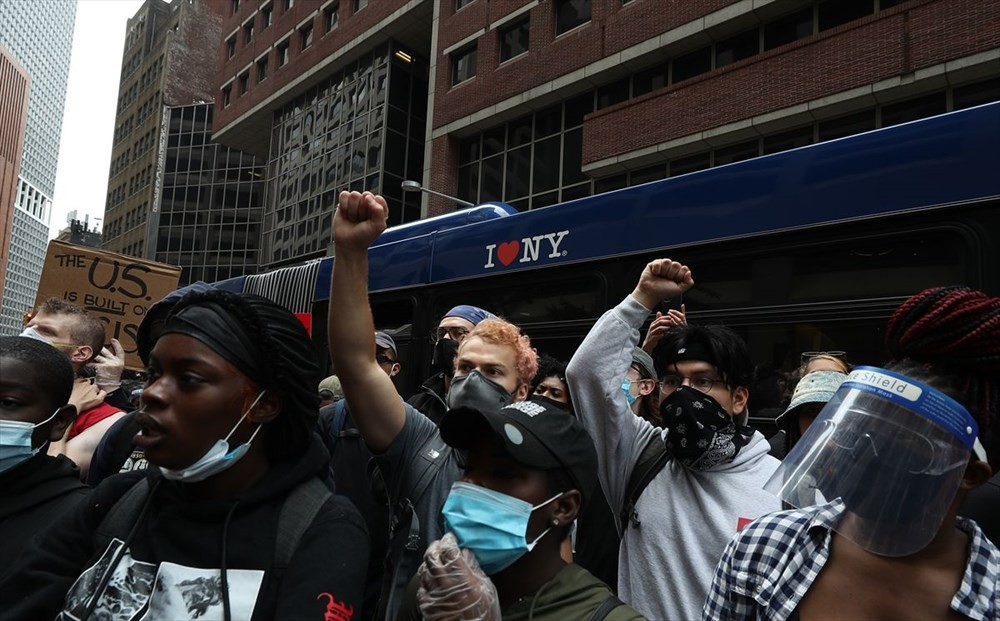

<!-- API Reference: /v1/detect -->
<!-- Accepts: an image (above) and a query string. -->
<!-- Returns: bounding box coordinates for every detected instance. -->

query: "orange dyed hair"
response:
[459,318,538,387]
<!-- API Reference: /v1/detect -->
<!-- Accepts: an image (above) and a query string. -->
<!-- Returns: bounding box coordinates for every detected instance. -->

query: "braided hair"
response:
[885,286,1000,468]
[166,290,320,464]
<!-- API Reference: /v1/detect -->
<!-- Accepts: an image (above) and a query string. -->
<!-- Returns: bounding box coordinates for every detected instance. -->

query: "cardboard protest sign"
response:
[33,241,182,370]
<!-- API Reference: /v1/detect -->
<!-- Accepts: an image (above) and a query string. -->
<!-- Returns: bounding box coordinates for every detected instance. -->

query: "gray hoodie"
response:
[567,295,781,621]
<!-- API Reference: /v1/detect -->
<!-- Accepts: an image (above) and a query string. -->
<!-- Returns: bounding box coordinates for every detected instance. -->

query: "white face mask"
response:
[19,326,52,345]
[159,391,266,483]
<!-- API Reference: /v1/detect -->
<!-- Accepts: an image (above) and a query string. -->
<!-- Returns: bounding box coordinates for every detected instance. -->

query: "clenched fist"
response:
[333,191,389,253]
[632,259,694,311]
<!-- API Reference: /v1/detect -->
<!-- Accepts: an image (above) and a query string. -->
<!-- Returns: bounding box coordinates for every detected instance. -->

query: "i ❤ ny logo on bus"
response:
[483,230,569,269]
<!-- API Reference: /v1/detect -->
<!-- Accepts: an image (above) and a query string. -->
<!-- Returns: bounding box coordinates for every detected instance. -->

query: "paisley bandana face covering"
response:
[660,387,753,470]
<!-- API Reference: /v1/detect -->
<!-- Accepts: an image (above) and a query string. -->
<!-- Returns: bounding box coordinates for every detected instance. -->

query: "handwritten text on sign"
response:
[34,241,182,370]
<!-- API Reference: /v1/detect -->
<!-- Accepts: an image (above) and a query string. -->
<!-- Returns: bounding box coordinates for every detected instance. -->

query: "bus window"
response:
[431,273,607,328]
[685,228,973,311]
[741,316,888,433]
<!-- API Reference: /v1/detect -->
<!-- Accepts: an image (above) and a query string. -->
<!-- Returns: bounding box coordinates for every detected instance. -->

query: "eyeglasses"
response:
[430,326,470,343]
[376,353,397,366]
[659,374,727,394]
[801,350,847,363]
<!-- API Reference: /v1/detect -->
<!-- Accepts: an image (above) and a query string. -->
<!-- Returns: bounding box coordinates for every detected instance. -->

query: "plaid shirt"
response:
[703,501,999,621]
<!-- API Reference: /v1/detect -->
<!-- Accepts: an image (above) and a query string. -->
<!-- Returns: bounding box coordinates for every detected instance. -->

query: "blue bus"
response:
[217,102,1000,426]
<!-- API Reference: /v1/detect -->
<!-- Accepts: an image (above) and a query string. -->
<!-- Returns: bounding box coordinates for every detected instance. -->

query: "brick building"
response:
[0,43,29,308]
[214,0,1000,269]
[103,0,266,286]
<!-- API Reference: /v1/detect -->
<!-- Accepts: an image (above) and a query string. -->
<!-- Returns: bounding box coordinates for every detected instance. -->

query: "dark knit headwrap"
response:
[886,286,1000,467]
[162,291,320,461]
[161,303,268,386]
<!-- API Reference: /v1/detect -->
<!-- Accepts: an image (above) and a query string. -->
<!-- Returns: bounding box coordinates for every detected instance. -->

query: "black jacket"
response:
[0,436,368,621]
[961,471,1000,546]
[0,453,88,580]
[405,373,448,426]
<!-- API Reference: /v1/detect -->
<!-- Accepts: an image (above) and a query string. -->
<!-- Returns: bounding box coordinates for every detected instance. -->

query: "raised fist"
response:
[632,259,694,311]
[333,190,389,252]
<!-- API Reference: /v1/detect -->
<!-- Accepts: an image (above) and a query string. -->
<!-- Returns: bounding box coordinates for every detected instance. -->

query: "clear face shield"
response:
[765,366,984,557]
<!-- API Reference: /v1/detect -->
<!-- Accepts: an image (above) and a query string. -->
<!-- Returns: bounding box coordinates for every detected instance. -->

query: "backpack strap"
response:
[621,435,671,531]
[94,478,150,552]
[590,595,625,621]
[273,478,332,570]
[378,430,452,621]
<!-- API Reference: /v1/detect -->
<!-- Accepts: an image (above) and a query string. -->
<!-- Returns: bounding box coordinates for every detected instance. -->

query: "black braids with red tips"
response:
[886,286,1000,468]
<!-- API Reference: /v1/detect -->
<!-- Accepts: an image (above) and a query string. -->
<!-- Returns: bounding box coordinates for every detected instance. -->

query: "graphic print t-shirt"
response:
[57,539,264,621]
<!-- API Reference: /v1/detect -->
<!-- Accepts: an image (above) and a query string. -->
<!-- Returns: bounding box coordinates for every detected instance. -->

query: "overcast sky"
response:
[49,0,144,238]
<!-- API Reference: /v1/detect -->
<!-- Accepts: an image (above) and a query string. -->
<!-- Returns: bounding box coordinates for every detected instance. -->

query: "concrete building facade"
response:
[0,44,30,309]
[0,0,76,334]
[103,0,266,287]
[213,0,1000,269]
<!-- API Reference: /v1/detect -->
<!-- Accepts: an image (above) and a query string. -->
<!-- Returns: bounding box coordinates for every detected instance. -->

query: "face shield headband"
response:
[765,366,983,557]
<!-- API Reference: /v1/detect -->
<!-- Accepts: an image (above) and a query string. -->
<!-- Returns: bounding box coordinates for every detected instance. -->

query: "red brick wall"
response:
[214,0,412,131]
[165,0,226,106]
[432,0,740,129]
[427,134,459,216]
[582,0,1000,165]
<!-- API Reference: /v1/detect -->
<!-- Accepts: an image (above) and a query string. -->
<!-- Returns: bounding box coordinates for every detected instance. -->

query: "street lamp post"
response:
[401,180,476,208]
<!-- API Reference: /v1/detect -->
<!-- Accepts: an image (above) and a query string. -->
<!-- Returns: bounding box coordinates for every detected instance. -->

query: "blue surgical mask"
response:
[159,391,266,483]
[0,409,60,474]
[621,380,638,406]
[442,481,562,575]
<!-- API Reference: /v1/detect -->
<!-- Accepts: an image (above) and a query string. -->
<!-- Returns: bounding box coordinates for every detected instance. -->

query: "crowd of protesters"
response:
[0,189,997,621]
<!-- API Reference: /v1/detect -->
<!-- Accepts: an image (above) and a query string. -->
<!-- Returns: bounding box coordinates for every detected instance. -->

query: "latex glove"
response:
[70,378,106,413]
[416,533,501,621]
[91,338,125,392]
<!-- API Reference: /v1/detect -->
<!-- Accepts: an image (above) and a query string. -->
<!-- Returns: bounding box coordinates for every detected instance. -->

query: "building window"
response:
[324,3,339,32]
[261,3,273,28]
[555,0,591,35]
[456,0,475,9]
[672,46,711,83]
[231,0,240,15]
[452,44,477,85]
[239,72,249,95]
[764,8,813,51]
[226,35,236,58]
[277,40,290,66]
[257,57,268,82]
[300,22,313,49]
[499,17,529,62]
[818,0,874,31]
[715,29,759,68]
[222,85,232,107]
[354,0,368,11]
[243,20,254,45]
[283,0,294,11]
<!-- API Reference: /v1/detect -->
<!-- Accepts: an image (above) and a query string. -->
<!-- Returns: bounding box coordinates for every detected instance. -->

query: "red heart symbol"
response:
[497,240,520,266]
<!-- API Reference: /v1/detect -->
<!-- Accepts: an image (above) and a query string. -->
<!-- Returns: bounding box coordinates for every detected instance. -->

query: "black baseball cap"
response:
[440,397,599,504]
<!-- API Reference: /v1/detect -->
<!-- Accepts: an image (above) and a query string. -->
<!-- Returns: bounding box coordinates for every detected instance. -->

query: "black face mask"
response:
[660,387,753,470]
[446,370,513,412]
[431,338,459,377]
